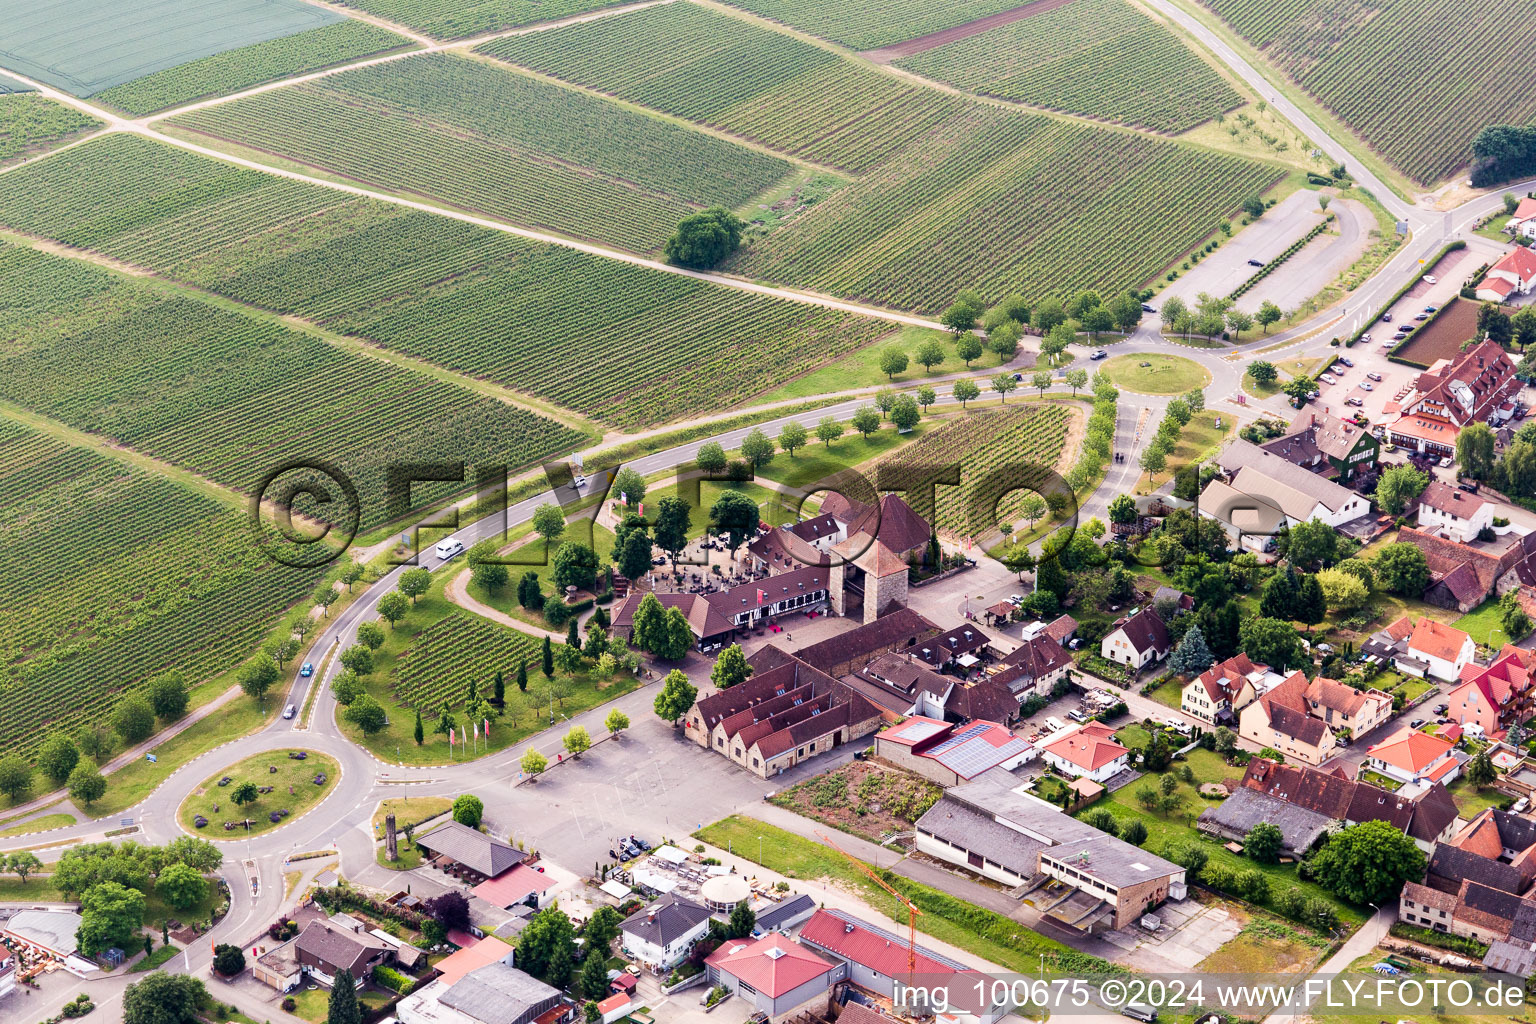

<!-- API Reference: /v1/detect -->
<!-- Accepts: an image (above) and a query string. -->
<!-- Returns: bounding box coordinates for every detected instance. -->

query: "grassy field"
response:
[1101,353,1212,394]
[169,53,793,254]
[1196,0,1536,186]
[0,813,76,838]
[1136,409,1233,493]
[896,0,1244,133]
[751,421,931,493]
[371,796,453,838]
[177,749,341,839]
[1453,598,1512,649]
[750,327,990,404]
[1446,776,1513,820]
[0,95,99,167]
[0,134,886,429]
[463,521,617,628]
[95,21,415,116]
[641,479,798,541]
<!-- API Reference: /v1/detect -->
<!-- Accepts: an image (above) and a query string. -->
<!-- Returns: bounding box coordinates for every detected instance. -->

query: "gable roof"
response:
[1107,608,1168,655]
[1408,617,1472,663]
[798,908,967,979]
[1251,671,1330,746]
[1193,653,1263,704]
[439,962,562,1024]
[705,933,835,998]
[1420,479,1490,519]
[1045,614,1078,643]
[1240,757,1357,818]
[295,921,391,977]
[1305,676,1385,719]
[1002,633,1072,680]
[417,821,527,878]
[1428,843,1529,896]
[434,937,517,986]
[620,893,712,946]
[1216,439,1364,518]
[1493,246,1536,282]
[793,607,936,673]
[1512,197,1536,224]
[469,864,557,909]
[912,623,994,666]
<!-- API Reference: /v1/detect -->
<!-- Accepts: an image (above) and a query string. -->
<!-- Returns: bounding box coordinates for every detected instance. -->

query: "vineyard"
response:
[329,0,625,39]
[0,135,887,427]
[0,418,318,754]
[873,404,1071,537]
[730,104,1283,312]
[896,0,1243,133]
[479,3,967,172]
[94,21,413,116]
[393,612,542,713]
[719,0,1032,50]
[0,95,99,167]
[1197,0,1536,184]
[168,53,793,253]
[0,241,586,528]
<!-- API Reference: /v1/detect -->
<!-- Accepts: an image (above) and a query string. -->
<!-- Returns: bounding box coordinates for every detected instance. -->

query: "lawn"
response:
[1145,677,1186,709]
[641,478,797,541]
[177,749,341,840]
[463,521,616,629]
[1115,725,1152,751]
[1198,915,1329,974]
[1136,409,1234,494]
[751,422,928,493]
[372,796,453,838]
[1100,353,1211,395]
[129,944,181,973]
[0,812,75,838]
[1446,776,1514,819]
[750,326,996,404]
[1454,599,1511,649]
[1242,370,1284,399]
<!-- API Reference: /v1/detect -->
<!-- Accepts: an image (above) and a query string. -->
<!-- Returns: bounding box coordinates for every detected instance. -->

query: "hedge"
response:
[1354,240,1466,348]
[1389,921,1489,958]
[1228,215,1333,300]
[373,964,414,995]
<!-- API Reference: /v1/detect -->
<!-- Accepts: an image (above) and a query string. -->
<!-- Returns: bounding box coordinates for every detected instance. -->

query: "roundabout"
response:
[176,748,340,840]
[1099,352,1212,394]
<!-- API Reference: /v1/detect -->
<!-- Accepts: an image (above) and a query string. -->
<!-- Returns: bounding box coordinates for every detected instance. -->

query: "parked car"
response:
[1382,312,1394,322]
[1009,594,1024,605]
[1410,718,1425,728]
[1067,709,1087,722]
[1319,373,1337,384]
[1362,332,1373,342]
[1415,314,1429,321]
[1360,382,1374,391]
[1424,274,1438,284]
[1425,305,1438,313]
[1383,441,1397,452]
[1308,389,1320,400]
[1439,456,1454,468]
[1367,371,1383,381]
[1247,258,1264,267]
[1012,372,1023,381]
[1459,481,1480,494]
[300,662,313,678]
[1340,357,1354,367]
[1347,397,1364,406]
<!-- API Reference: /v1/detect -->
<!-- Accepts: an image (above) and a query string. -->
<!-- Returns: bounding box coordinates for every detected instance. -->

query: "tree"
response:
[315,584,338,618]
[1042,323,1073,364]
[213,943,246,977]
[664,208,744,269]
[532,503,567,544]
[37,733,80,785]
[123,971,207,1024]
[605,709,630,737]
[564,725,591,757]
[552,542,601,592]
[518,905,578,985]
[67,764,106,807]
[468,539,509,593]
[77,880,146,955]
[1168,624,1214,676]
[1019,493,1048,527]
[653,496,692,566]
[378,590,409,629]
[654,669,698,724]
[453,794,484,828]
[711,645,752,689]
[1317,568,1369,612]
[399,566,432,605]
[989,372,1017,402]
[156,862,209,911]
[328,968,363,1024]
[778,421,808,458]
[1140,444,1167,483]
[1285,518,1339,572]
[1373,464,1429,516]
[655,607,695,661]
[1458,421,1498,480]
[1467,751,1497,790]
[891,393,921,431]
[878,347,909,380]
[1244,822,1284,864]
[1248,360,1278,385]
[1240,616,1304,672]
[615,527,654,584]
[955,333,983,366]
[345,694,387,736]
[953,379,981,408]
[629,594,666,653]
[1226,308,1253,338]
[1065,368,1089,395]
[1109,291,1143,333]
[1310,819,1426,905]
[915,338,947,371]
[1121,820,1148,846]
[339,644,373,677]
[1514,306,1536,352]
[1375,542,1431,598]
[1256,302,1283,334]
[521,747,548,778]
[740,428,776,470]
[1213,726,1238,755]
[695,442,728,477]
[230,781,259,812]
[147,672,188,722]
[330,670,362,706]
[1503,589,1533,639]
[1242,194,1265,218]
[414,709,425,746]
[1033,296,1067,333]
[1160,296,1187,330]
[815,416,844,447]
[710,491,761,552]
[6,850,41,883]
[580,948,610,1000]
[850,405,881,439]
[1108,494,1138,525]
[1283,375,1315,404]
[113,695,156,744]
[728,900,757,939]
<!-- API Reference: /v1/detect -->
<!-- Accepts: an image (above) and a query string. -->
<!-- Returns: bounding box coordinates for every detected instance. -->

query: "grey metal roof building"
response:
[753,893,816,934]
[438,962,563,1024]
[1195,786,1334,855]
[416,821,527,879]
[621,893,713,947]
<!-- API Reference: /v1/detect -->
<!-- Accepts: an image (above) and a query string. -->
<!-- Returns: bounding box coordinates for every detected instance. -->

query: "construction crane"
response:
[816,831,922,990]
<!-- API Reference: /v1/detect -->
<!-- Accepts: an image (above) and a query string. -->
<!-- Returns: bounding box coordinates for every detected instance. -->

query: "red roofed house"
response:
[1040,721,1131,783]
[1375,615,1477,683]
[1478,247,1536,301]
[1366,726,1461,786]
[704,933,840,1019]
[1304,675,1394,740]
[1384,340,1521,458]
[596,993,633,1024]
[1181,653,1262,724]
[1238,671,1338,765]
[469,863,557,911]
[1508,197,1536,239]
[1417,480,1495,545]
[1447,646,1536,738]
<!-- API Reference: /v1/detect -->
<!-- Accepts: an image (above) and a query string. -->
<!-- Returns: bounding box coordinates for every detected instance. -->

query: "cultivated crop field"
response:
[328,0,625,39]
[392,612,542,713]
[1,0,347,96]
[896,0,1243,133]
[94,21,414,116]
[719,0,1033,50]
[168,53,792,252]
[0,241,586,528]
[731,104,1282,312]
[0,136,886,428]
[0,95,99,167]
[1197,0,1536,184]
[480,2,967,172]
[873,404,1071,536]
[1389,297,1487,368]
[0,418,318,755]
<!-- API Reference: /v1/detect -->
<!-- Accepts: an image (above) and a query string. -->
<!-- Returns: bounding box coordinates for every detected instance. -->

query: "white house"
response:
[1211,441,1372,531]
[1371,616,1477,683]
[619,895,712,969]
[1365,728,1461,787]
[1477,246,1536,302]
[1039,722,1132,783]
[1508,197,1536,240]
[1099,608,1169,671]
[1417,480,1495,544]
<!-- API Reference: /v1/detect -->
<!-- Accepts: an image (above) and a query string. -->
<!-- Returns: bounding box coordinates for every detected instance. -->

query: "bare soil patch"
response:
[862,0,1078,61]
[768,759,942,844]
[1393,295,1494,367]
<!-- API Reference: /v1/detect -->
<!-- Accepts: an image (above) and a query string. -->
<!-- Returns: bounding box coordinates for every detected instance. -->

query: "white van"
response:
[434,538,465,560]
[1044,716,1066,734]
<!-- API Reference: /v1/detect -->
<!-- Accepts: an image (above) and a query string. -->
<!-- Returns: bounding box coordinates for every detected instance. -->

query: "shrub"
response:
[374,964,415,995]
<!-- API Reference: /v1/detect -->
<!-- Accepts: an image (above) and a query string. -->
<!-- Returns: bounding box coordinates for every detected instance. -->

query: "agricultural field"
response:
[731,103,1283,312]
[719,0,1033,50]
[392,612,542,712]
[0,95,99,167]
[0,240,586,528]
[1389,297,1487,368]
[0,73,32,95]
[1,0,346,96]
[1196,0,1536,184]
[168,53,792,253]
[872,403,1071,537]
[0,418,319,755]
[326,0,625,39]
[479,2,967,173]
[0,135,888,428]
[94,21,414,116]
[895,0,1243,133]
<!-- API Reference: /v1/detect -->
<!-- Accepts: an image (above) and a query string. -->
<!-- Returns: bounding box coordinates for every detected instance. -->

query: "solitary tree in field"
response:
[879,347,909,379]
[815,416,844,447]
[915,338,946,372]
[778,421,807,457]
[663,208,744,269]
[378,590,408,629]
[956,334,983,366]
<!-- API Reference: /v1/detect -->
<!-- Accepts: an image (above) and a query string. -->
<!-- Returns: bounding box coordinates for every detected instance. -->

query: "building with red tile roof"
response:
[1478,248,1536,301]
[1447,646,1536,738]
[1238,671,1337,765]
[873,715,1034,785]
[1181,653,1263,724]
[469,864,557,910]
[1509,197,1536,237]
[1365,726,1461,785]
[704,934,839,1017]
[1417,480,1495,544]
[797,908,971,999]
[1304,675,1394,739]
[1385,339,1521,455]
[1039,721,1130,783]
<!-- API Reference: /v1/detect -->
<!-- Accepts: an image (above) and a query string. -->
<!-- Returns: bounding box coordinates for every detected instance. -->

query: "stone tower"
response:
[385,813,398,863]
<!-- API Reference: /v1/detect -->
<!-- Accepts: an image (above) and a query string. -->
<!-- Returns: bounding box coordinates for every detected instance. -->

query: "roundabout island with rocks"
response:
[176,748,340,840]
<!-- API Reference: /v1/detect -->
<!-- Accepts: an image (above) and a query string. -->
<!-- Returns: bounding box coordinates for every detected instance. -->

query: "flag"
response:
[637,502,644,516]
[448,727,455,746]
[757,589,766,604]
[484,718,490,736]
[621,492,628,505]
